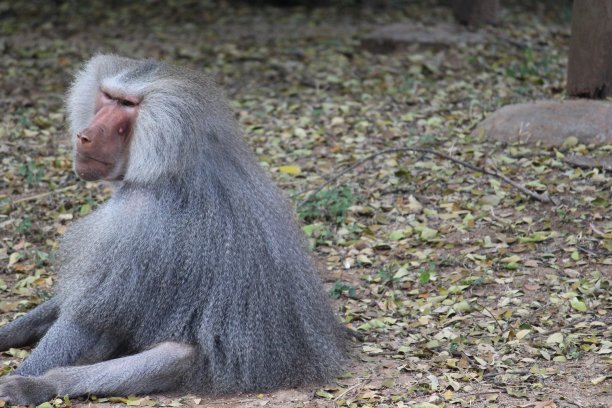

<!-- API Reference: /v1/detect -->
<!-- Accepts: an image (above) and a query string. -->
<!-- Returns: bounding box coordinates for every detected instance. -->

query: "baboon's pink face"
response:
[74,89,140,181]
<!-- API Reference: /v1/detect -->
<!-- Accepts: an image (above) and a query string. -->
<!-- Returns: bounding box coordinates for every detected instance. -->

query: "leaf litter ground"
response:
[0,2,610,407]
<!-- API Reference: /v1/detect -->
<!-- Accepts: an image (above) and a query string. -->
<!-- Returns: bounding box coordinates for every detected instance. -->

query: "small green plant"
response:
[330,280,356,299]
[555,207,568,221]
[79,194,98,216]
[17,216,32,233]
[302,222,334,248]
[419,269,431,285]
[35,250,49,266]
[505,48,552,82]
[19,161,45,187]
[376,264,397,284]
[298,186,353,225]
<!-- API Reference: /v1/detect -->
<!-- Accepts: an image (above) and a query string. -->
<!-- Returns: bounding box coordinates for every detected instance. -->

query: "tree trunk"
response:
[452,0,500,26]
[567,0,612,99]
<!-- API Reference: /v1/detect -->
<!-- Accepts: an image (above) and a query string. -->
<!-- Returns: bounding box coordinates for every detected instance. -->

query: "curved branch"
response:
[298,147,554,207]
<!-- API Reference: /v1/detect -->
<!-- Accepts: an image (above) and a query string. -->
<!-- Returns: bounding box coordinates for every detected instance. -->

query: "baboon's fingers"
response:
[0,375,56,405]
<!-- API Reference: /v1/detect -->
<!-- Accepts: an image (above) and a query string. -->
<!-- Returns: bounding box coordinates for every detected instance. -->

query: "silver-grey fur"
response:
[0,55,345,404]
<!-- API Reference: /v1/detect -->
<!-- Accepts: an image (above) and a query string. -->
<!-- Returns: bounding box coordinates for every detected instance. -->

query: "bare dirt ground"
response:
[0,1,610,407]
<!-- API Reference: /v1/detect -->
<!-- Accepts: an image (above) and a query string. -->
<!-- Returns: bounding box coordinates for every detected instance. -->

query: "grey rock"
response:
[564,155,612,171]
[473,100,612,146]
[362,23,486,53]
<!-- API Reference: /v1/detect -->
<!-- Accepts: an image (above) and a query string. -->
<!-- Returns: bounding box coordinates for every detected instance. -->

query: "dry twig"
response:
[474,301,504,335]
[299,147,554,207]
[11,184,79,204]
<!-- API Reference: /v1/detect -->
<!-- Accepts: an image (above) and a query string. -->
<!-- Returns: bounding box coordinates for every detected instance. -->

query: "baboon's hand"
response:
[0,375,56,405]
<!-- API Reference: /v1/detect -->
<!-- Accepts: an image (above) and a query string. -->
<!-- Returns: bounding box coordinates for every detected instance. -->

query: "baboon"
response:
[0,55,345,404]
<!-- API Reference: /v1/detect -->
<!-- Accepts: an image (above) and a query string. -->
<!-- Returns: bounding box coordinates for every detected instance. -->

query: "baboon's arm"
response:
[0,342,195,405]
[14,318,119,377]
[0,297,59,350]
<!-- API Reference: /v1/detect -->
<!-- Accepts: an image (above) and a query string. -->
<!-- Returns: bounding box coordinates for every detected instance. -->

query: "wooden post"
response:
[452,0,500,26]
[567,1,612,99]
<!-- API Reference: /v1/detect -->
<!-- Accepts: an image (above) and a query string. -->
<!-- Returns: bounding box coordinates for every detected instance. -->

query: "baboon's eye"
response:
[120,99,136,107]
